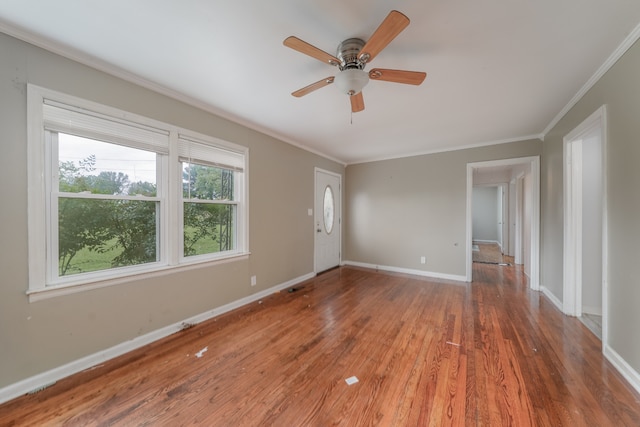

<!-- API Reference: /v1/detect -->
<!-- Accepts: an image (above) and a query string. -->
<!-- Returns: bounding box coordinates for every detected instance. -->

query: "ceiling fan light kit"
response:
[334,69,369,95]
[333,38,369,95]
[283,10,426,113]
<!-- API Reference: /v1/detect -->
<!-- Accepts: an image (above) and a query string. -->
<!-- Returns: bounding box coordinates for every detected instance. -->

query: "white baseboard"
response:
[604,344,640,396]
[0,272,315,405]
[342,260,467,283]
[540,287,603,318]
[540,286,640,396]
[582,306,603,316]
[540,285,563,312]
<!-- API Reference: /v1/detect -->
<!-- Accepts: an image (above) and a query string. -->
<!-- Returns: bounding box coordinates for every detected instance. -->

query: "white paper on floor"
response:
[345,376,359,385]
[195,347,208,358]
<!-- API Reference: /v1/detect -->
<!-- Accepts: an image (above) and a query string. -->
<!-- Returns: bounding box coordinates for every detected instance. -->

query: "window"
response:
[28,85,248,298]
[55,133,161,277]
[323,185,335,234]
[178,135,245,260]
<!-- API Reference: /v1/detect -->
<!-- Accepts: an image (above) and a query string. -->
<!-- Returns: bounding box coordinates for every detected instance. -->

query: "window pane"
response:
[58,133,157,196]
[323,185,335,234]
[184,203,236,256]
[58,198,158,276]
[182,162,234,201]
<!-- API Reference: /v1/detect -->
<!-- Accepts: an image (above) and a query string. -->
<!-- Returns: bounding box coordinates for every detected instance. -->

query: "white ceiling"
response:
[1,1,640,165]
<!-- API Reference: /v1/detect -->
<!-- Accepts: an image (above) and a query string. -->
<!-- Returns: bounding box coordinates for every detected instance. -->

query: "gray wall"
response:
[344,140,541,276]
[0,32,343,389]
[581,130,603,314]
[541,39,640,372]
[473,186,500,242]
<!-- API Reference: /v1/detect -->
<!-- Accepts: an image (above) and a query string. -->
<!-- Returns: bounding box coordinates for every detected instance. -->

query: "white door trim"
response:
[466,156,540,290]
[500,183,509,255]
[515,172,525,266]
[562,105,608,344]
[563,139,583,316]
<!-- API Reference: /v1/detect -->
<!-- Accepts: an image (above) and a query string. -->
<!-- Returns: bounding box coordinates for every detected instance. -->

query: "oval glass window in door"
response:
[323,185,335,234]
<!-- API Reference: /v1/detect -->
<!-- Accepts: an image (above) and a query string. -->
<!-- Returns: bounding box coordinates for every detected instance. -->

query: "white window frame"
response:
[27,84,249,301]
[46,130,167,286]
[177,132,247,264]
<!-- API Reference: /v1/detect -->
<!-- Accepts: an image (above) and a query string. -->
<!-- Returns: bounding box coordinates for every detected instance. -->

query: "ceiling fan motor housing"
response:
[337,38,366,70]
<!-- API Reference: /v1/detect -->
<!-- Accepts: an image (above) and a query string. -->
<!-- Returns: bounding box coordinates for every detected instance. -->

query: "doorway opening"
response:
[563,105,607,342]
[466,156,540,289]
[471,184,512,266]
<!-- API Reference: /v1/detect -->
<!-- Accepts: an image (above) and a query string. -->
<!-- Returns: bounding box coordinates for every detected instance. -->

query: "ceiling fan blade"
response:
[369,68,426,85]
[350,92,365,113]
[292,76,335,97]
[283,36,340,66]
[358,10,410,64]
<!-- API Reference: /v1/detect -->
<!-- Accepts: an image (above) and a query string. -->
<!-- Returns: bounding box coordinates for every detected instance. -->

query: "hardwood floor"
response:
[1,264,639,426]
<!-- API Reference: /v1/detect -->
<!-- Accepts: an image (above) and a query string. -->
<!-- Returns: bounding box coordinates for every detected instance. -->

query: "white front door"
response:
[315,169,341,273]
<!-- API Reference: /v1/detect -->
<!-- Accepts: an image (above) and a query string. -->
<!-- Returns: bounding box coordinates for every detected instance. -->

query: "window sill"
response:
[27,252,251,302]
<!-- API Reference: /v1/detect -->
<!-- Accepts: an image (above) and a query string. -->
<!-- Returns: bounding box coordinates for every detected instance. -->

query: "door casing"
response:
[563,105,607,344]
[466,156,540,288]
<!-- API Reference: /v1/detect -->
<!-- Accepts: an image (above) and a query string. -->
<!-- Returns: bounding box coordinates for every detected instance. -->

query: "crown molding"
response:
[0,19,347,167]
[346,133,544,166]
[542,21,640,137]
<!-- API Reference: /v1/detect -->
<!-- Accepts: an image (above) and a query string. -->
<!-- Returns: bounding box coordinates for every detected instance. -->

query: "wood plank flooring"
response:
[1,264,639,426]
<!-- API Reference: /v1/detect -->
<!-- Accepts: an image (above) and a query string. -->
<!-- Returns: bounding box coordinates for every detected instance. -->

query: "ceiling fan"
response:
[283,10,426,113]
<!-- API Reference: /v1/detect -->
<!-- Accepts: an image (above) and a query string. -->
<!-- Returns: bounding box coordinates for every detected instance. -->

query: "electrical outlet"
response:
[251,275,257,286]
[420,256,426,264]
